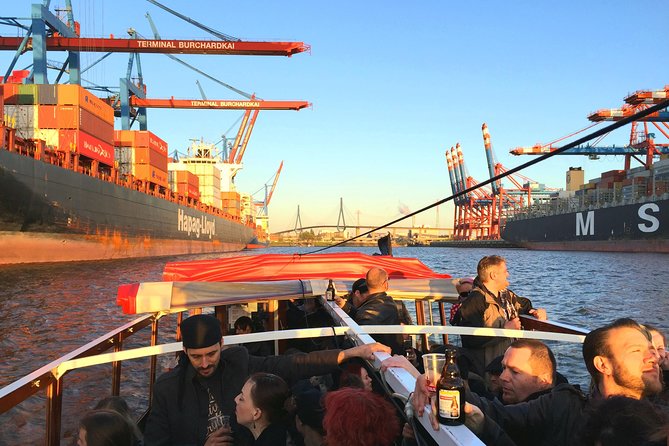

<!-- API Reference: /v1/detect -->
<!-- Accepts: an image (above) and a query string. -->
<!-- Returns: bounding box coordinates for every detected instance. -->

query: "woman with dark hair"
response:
[235,372,291,445]
[323,387,401,446]
[93,396,142,444]
[77,409,135,446]
[339,361,373,391]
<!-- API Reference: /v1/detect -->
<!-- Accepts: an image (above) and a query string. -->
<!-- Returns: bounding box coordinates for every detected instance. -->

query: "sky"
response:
[2,1,668,232]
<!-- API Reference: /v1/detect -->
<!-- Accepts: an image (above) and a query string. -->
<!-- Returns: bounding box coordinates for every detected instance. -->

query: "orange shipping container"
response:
[133,147,168,171]
[132,164,168,187]
[37,105,58,128]
[2,83,19,104]
[134,131,168,155]
[57,84,114,123]
[220,191,240,201]
[175,170,199,187]
[113,130,168,155]
[58,129,114,166]
[53,105,113,143]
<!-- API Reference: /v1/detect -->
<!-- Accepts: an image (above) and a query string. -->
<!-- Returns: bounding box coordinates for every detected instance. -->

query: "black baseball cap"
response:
[351,278,368,294]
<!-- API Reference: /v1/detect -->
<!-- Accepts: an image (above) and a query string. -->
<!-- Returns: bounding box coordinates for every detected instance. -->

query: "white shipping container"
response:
[4,105,38,139]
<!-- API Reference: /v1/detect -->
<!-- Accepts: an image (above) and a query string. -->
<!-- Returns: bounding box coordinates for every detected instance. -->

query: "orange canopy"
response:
[162,252,451,282]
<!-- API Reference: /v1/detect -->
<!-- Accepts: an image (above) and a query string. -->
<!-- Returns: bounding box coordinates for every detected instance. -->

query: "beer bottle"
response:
[325,279,336,301]
[436,348,465,425]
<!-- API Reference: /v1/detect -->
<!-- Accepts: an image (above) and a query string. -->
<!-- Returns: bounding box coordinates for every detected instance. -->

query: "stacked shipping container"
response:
[113,130,169,188]
[2,83,115,166]
[169,170,200,200]
[221,191,240,217]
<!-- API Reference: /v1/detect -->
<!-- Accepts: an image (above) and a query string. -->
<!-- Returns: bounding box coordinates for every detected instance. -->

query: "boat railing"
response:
[0,293,588,445]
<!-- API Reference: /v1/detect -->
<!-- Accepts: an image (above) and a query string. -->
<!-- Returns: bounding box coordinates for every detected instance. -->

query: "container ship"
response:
[502,163,669,252]
[0,76,267,265]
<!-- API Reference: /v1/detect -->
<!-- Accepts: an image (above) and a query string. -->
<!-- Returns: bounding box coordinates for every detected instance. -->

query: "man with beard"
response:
[144,314,390,446]
[412,318,664,446]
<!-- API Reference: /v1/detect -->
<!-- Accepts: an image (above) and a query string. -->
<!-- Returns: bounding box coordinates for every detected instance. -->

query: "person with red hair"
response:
[323,387,401,446]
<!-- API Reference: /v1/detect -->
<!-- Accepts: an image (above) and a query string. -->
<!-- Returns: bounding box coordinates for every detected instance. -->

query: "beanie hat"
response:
[181,314,222,349]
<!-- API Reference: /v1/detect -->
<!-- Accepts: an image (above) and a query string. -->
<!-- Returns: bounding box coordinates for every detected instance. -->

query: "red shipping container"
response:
[134,131,168,155]
[58,129,114,166]
[176,183,200,199]
[133,147,168,171]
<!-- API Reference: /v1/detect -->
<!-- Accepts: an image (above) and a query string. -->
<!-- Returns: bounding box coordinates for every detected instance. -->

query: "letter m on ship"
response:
[576,211,594,236]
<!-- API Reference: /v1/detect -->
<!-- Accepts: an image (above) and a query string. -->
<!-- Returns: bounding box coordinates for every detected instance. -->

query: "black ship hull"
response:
[0,150,256,264]
[502,197,669,253]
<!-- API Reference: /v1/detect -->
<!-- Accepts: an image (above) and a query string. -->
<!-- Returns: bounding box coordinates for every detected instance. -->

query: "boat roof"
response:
[162,252,452,282]
[116,253,454,314]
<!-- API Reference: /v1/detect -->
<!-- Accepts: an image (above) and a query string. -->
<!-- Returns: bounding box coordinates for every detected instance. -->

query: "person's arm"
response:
[334,294,354,314]
[516,294,547,320]
[248,343,390,382]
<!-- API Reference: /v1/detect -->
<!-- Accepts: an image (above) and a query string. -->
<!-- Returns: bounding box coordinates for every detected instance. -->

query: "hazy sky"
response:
[2,1,668,231]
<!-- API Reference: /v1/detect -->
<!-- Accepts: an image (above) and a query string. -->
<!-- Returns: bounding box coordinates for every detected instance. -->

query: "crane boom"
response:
[235,110,260,164]
[588,108,669,122]
[625,87,669,105]
[510,145,669,155]
[266,161,284,207]
[0,36,310,56]
[229,110,251,163]
[129,97,310,110]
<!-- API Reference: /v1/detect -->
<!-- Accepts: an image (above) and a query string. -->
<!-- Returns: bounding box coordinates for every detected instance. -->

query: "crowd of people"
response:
[74,256,669,446]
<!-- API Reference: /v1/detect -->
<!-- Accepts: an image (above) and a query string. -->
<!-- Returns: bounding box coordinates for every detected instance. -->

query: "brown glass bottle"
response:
[325,279,335,301]
[436,348,465,425]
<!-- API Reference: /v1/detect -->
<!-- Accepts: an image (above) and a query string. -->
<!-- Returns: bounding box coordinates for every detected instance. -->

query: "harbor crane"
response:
[510,86,669,170]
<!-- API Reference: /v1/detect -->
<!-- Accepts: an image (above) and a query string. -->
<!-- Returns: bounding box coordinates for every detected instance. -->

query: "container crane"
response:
[254,161,284,217]
[0,2,309,86]
[446,144,495,240]
[511,89,669,170]
[480,123,556,238]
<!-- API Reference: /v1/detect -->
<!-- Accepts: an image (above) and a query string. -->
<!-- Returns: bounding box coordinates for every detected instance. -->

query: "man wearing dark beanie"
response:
[144,314,390,446]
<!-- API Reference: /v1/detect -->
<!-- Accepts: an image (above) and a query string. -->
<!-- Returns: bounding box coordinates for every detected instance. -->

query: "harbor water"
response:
[1,246,668,444]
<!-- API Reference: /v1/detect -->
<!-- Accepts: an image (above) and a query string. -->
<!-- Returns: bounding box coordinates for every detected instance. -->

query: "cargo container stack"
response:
[113,130,169,188]
[3,82,115,167]
[169,170,200,202]
[220,191,241,217]
[192,162,222,208]
[239,193,253,223]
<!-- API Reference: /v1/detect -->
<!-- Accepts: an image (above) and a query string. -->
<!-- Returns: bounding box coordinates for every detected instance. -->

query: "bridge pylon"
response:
[294,205,303,233]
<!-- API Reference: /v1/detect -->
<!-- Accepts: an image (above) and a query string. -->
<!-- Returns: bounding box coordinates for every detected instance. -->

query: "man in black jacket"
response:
[335,268,403,355]
[412,318,663,446]
[143,314,389,446]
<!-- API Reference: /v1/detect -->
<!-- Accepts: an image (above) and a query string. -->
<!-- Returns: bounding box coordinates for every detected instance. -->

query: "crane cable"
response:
[305,98,669,255]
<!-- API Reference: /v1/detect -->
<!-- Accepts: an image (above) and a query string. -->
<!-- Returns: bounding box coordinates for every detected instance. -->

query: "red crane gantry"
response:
[0,36,309,56]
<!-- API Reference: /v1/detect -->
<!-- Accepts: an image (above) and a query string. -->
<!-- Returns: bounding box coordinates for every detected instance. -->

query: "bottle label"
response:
[438,389,461,419]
